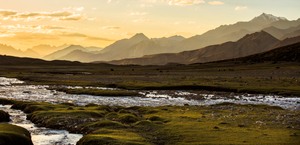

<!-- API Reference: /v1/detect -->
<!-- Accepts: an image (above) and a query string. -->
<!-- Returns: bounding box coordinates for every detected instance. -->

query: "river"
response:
[0,77,300,145]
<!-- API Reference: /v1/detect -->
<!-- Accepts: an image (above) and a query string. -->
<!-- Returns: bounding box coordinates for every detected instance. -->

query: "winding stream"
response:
[0,77,300,145]
[0,77,299,109]
[0,105,82,145]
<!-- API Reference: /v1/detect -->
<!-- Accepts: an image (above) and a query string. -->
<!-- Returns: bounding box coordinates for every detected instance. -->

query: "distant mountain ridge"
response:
[49,13,300,62]
[1,13,300,63]
[52,33,186,62]
[263,25,300,39]
[43,45,102,60]
[176,13,300,52]
[0,44,39,58]
[109,31,300,65]
[29,44,69,57]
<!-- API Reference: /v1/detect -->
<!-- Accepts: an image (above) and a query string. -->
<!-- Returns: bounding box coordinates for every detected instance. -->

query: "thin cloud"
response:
[59,14,83,21]
[11,32,58,40]
[235,6,248,11]
[168,0,205,6]
[208,1,224,5]
[44,26,67,30]
[0,9,84,21]
[0,24,68,34]
[0,33,15,38]
[102,26,121,30]
[0,9,17,17]
[60,32,114,41]
[142,0,205,6]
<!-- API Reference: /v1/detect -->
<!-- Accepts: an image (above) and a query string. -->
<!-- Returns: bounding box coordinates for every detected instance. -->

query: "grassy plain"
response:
[0,61,300,96]
[0,61,300,144]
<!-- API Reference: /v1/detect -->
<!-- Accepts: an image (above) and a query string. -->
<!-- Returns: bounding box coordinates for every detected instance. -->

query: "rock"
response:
[213,126,220,129]
[238,124,246,127]
[0,110,10,122]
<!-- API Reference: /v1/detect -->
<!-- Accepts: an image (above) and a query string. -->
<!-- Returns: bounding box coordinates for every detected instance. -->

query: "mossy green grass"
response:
[1,99,298,145]
[0,124,33,145]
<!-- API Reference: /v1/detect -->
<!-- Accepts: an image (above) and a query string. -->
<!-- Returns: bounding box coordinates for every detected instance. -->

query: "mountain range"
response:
[1,13,300,64]
[45,13,300,63]
[232,42,300,63]
[109,31,300,65]
[1,38,299,66]
[0,44,39,58]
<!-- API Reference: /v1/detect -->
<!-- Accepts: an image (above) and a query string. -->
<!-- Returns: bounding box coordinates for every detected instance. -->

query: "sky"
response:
[0,0,299,50]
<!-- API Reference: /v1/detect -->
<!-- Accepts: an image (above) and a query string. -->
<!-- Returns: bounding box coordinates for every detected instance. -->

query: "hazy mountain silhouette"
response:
[56,50,95,62]
[43,45,102,60]
[85,46,103,52]
[57,13,300,62]
[273,35,300,48]
[0,44,24,56]
[2,13,300,62]
[0,44,39,58]
[263,25,300,39]
[44,45,86,60]
[109,31,290,65]
[56,34,185,62]
[100,33,149,54]
[175,13,300,52]
[28,44,69,57]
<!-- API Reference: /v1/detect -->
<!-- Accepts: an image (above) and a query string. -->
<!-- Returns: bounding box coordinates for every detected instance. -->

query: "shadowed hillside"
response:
[234,42,300,63]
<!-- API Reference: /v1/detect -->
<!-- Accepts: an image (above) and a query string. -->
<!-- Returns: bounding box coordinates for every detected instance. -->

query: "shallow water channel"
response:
[0,77,299,109]
[0,105,82,145]
[0,77,300,145]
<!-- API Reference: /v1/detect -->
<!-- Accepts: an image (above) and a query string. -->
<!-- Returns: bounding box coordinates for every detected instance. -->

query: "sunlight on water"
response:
[0,77,299,109]
[0,105,82,145]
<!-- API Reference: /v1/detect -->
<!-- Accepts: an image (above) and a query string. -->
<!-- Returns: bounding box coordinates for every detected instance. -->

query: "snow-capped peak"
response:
[251,13,288,24]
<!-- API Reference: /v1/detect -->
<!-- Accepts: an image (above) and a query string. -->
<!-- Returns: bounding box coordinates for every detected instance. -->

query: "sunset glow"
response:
[0,0,299,49]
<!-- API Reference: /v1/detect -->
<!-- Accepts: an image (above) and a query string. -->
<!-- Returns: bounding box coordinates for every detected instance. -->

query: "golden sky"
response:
[0,0,299,50]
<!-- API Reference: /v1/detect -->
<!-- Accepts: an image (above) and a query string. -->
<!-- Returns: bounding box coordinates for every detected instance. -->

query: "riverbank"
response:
[0,104,82,145]
[0,78,299,144]
[0,98,299,144]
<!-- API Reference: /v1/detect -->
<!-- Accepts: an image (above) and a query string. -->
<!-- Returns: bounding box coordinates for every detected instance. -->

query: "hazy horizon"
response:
[0,0,300,50]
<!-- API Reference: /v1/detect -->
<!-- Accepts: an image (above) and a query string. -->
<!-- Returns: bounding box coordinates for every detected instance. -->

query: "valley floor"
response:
[0,61,300,96]
[0,61,299,144]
